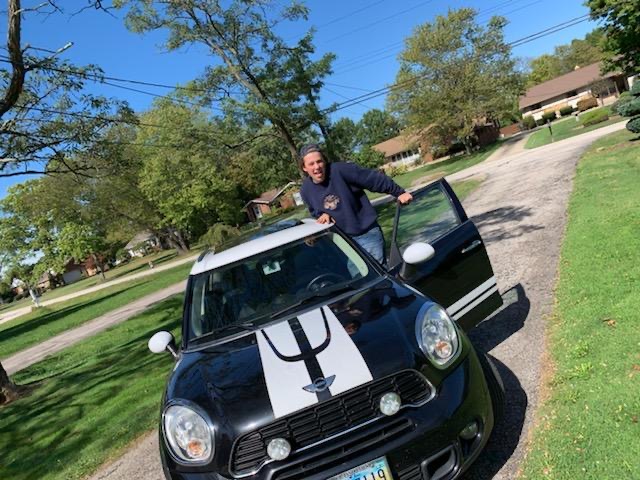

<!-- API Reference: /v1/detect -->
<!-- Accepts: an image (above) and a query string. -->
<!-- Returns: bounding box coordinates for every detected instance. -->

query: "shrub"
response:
[559,106,575,117]
[626,116,640,134]
[387,164,408,177]
[618,98,640,118]
[577,96,598,111]
[631,81,640,96]
[541,111,557,122]
[611,91,632,115]
[522,115,536,130]
[580,109,609,127]
[535,118,546,127]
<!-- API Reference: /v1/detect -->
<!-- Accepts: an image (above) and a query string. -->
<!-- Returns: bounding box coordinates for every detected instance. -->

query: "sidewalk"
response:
[1,280,187,375]
[0,252,198,326]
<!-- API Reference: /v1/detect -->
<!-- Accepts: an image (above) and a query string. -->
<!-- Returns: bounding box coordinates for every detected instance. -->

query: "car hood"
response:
[165,278,427,448]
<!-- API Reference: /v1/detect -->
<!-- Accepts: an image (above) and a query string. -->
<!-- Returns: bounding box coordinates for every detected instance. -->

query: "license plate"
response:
[328,457,393,480]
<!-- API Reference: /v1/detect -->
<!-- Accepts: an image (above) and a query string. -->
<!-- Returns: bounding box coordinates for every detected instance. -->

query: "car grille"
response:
[231,370,433,475]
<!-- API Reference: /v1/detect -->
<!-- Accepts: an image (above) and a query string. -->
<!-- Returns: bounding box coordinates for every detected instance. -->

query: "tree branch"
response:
[0,0,26,119]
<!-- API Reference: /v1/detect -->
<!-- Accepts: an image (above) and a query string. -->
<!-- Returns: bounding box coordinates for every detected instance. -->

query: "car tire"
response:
[479,353,505,425]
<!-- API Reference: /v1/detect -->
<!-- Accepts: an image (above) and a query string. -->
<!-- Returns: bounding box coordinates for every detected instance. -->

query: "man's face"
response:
[302,151,326,183]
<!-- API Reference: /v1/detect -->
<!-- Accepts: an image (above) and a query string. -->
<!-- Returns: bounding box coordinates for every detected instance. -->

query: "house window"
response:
[252,204,263,219]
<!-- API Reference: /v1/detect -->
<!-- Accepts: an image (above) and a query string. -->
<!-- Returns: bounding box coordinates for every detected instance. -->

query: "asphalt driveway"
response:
[86,122,626,480]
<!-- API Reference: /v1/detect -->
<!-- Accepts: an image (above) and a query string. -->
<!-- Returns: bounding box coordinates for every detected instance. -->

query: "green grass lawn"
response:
[0,295,184,480]
[369,140,502,199]
[521,129,640,479]
[524,108,625,149]
[0,249,182,315]
[0,261,192,358]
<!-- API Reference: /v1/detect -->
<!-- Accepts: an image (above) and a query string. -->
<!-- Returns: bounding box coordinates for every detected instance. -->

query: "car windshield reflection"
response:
[187,231,378,344]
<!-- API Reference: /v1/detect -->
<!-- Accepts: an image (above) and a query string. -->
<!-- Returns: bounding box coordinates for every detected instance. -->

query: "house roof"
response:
[243,181,298,209]
[372,134,420,157]
[519,62,617,110]
[125,231,156,250]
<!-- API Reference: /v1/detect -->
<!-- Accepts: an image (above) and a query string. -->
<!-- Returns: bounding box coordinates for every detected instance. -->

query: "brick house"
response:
[244,182,303,222]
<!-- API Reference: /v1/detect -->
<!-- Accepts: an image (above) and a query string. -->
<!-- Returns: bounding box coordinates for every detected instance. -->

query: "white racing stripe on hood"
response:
[257,321,316,419]
[298,306,373,396]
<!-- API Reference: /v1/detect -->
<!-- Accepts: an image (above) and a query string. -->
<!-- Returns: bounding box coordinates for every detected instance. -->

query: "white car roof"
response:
[190,219,333,275]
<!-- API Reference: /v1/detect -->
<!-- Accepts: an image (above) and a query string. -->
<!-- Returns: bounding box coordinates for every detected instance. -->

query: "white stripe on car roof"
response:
[190,219,332,275]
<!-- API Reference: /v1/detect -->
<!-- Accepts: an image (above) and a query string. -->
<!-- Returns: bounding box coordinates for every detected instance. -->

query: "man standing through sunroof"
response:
[298,143,412,266]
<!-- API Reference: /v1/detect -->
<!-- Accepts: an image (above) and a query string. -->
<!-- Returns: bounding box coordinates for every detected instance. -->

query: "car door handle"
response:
[461,240,482,254]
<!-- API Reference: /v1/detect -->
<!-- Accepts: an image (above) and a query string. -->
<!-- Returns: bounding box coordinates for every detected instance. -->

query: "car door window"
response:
[396,183,461,253]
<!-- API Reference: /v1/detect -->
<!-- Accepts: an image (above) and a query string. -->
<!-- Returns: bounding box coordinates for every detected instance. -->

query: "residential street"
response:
[84,122,624,480]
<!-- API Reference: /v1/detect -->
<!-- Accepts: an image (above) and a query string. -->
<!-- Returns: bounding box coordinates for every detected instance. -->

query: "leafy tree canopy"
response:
[387,8,523,153]
[526,29,605,87]
[587,0,640,73]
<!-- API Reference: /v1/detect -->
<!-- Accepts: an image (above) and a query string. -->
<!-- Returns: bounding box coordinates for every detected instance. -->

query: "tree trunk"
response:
[91,253,106,280]
[165,229,190,254]
[0,362,20,403]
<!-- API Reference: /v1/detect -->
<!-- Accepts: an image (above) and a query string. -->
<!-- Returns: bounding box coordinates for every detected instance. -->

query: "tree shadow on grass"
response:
[0,298,183,480]
[463,284,530,479]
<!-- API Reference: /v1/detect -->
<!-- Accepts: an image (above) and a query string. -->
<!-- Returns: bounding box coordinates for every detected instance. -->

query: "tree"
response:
[526,30,605,87]
[1,0,134,178]
[135,98,245,250]
[388,8,523,154]
[587,0,640,73]
[527,54,563,86]
[116,0,335,166]
[358,109,402,147]
[56,223,107,280]
[329,118,360,160]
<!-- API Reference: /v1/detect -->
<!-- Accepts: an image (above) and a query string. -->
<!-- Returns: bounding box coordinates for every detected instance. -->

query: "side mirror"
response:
[402,242,435,265]
[148,331,178,359]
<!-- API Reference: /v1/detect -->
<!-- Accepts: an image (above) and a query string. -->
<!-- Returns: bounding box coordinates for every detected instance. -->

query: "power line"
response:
[320,0,436,45]
[2,14,594,139]
[323,14,592,113]
[329,0,547,76]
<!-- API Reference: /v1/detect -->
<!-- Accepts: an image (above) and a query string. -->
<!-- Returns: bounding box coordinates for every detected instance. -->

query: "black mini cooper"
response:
[149,179,504,480]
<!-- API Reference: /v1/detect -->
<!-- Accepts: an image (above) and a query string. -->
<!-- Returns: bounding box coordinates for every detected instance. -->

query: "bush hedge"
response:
[577,96,598,111]
[541,111,557,122]
[522,116,536,130]
[559,106,574,117]
[580,108,609,127]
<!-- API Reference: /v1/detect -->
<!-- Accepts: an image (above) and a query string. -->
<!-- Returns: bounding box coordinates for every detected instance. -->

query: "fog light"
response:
[460,421,479,440]
[379,392,401,416]
[267,438,291,461]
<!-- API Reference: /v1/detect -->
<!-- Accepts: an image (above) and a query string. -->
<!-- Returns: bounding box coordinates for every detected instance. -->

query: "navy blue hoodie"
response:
[300,162,405,236]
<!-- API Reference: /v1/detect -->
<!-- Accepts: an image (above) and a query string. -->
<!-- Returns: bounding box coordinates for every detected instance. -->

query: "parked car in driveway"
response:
[149,179,504,480]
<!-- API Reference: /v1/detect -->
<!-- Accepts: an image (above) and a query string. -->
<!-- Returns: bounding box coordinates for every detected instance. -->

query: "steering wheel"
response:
[306,273,345,292]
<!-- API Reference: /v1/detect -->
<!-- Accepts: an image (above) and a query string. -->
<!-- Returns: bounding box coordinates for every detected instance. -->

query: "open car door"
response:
[388,179,502,331]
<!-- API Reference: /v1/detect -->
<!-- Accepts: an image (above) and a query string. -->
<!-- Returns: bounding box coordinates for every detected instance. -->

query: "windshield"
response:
[186,231,378,344]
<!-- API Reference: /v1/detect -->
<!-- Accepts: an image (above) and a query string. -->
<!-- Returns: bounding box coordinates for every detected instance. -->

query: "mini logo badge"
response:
[303,375,336,393]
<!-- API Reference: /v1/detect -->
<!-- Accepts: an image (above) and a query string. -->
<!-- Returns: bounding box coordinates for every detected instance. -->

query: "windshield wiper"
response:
[270,284,356,319]
[211,321,257,334]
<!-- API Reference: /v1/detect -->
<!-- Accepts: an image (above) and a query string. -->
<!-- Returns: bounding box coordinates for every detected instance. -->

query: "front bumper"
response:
[162,350,494,480]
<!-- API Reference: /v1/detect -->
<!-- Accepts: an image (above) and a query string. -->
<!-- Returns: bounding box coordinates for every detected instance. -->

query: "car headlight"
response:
[163,403,214,464]
[415,303,459,367]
